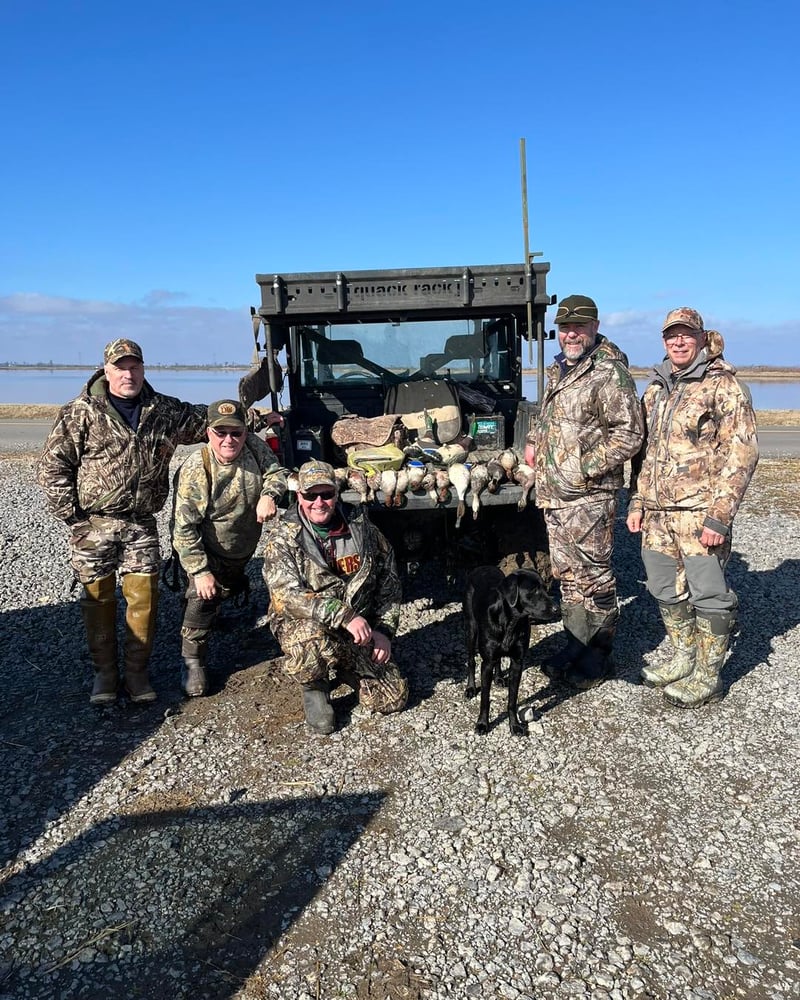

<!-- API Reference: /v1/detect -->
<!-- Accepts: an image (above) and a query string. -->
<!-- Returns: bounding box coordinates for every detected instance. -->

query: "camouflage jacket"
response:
[37,371,207,524]
[263,503,401,640]
[533,336,644,508]
[171,435,288,576]
[628,331,758,533]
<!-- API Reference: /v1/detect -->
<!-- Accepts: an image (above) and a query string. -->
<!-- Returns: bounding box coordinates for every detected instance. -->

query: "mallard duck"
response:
[469,463,489,519]
[486,459,505,494]
[449,462,471,528]
[513,462,536,510]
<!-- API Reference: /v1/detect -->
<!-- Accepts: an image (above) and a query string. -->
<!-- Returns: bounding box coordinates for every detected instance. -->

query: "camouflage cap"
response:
[104,338,144,365]
[207,399,247,429]
[297,460,337,493]
[662,307,704,334]
[555,294,598,326]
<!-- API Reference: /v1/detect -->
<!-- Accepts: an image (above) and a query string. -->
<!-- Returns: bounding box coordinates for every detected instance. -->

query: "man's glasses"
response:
[210,428,244,439]
[300,490,336,502]
[663,330,702,342]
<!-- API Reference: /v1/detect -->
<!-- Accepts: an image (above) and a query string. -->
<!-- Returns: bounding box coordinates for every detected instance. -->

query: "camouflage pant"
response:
[69,514,161,585]
[273,618,408,714]
[642,509,736,614]
[544,496,617,613]
[180,559,249,654]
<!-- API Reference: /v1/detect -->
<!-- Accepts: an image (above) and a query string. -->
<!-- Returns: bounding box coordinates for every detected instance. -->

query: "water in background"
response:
[1,368,797,410]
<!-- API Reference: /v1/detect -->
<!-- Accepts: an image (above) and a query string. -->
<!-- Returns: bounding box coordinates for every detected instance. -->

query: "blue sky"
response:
[1,0,798,369]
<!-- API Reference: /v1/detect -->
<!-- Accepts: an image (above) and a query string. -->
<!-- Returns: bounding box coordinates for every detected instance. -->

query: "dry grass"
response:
[1,402,799,427]
[0,404,62,420]
[743,457,800,516]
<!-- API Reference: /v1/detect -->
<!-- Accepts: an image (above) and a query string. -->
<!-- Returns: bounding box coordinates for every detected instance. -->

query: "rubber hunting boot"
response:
[663,610,732,708]
[642,601,696,688]
[301,679,335,735]
[122,572,159,703]
[180,639,208,698]
[542,603,588,681]
[81,574,119,705]
[566,608,618,690]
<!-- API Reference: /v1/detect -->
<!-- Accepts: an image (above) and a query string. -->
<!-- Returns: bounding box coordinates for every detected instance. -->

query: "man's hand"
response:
[626,511,643,533]
[345,615,373,646]
[256,495,277,523]
[700,526,725,548]
[371,630,392,664]
[194,572,218,601]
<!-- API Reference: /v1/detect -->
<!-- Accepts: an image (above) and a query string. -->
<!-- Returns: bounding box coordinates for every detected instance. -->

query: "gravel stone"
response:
[0,450,798,999]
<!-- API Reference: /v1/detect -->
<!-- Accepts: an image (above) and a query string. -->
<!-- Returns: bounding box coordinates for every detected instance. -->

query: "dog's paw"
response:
[509,717,529,737]
[464,685,478,701]
[474,720,489,736]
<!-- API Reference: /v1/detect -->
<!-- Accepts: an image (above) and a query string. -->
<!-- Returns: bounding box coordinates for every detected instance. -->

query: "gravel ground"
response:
[0,447,798,1000]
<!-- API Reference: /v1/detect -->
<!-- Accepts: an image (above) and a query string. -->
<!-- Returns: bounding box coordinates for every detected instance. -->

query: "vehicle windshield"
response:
[295,316,516,387]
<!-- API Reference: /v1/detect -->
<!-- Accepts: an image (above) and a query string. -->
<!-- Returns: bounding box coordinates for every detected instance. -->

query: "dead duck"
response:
[469,463,489,519]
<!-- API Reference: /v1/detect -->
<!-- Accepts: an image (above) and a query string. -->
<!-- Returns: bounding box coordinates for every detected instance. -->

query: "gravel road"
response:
[0,445,798,1000]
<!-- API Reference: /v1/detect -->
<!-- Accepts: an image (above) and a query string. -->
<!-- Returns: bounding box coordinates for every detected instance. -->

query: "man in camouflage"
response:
[532,294,644,688]
[171,399,287,696]
[262,460,408,734]
[627,307,758,708]
[37,339,208,705]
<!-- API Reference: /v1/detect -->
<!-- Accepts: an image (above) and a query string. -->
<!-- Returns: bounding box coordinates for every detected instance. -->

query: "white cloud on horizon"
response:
[2,292,798,370]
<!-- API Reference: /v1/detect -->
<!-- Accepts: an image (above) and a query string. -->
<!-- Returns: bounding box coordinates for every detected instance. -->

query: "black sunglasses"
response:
[300,490,336,502]
[210,428,244,439]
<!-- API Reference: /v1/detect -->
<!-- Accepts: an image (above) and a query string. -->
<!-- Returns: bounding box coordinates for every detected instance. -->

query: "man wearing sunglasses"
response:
[38,338,209,706]
[263,460,408,734]
[627,308,758,708]
[172,399,287,697]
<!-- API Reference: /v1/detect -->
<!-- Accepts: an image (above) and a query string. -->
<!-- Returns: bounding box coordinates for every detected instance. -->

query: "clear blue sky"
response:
[2,0,798,369]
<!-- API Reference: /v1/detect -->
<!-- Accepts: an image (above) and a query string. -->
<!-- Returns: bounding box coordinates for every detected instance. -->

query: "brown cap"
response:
[207,399,247,429]
[662,307,704,334]
[297,460,337,493]
[555,294,598,325]
[104,339,144,365]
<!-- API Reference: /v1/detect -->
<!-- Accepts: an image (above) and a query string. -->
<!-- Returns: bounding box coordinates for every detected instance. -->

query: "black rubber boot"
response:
[565,611,618,690]
[542,604,588,681]
[301,680,335,735]
[181,653,208,698]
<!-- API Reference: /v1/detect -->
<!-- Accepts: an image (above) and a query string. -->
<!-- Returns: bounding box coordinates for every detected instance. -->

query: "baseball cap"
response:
[297,461,337,493]
[555,294,598,325]
[104,339,144,365]
[662,307,704,334]
[207,399,247,429]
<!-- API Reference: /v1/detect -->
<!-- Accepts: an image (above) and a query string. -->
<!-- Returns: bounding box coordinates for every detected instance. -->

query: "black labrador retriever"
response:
[464,566,560,736]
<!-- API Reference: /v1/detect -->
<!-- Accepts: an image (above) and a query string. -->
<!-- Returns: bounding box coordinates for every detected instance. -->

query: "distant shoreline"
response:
[2,364,800,381]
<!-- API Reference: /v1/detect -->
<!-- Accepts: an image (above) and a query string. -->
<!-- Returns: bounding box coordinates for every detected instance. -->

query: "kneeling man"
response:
[263,461,408,734]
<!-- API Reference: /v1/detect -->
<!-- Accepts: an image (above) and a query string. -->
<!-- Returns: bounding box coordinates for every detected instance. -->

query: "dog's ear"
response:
[505,574,520,609]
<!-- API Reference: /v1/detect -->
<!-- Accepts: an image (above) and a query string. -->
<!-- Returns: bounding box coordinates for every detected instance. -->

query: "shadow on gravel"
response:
[611,501,800,697]
[0,791,385,999]
[0,565,279,875]
[723,553,800,692]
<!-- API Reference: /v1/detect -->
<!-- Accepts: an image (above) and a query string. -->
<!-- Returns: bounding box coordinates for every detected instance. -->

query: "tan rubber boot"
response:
[642,601,697,688]
[663,611,732,708]
[81,574,119,705]
[122,572,159,703]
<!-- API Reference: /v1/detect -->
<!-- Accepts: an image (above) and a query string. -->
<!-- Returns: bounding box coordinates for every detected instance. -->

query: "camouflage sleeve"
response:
[174,401,209,446]
[582,363,645,479]
[705,378,759,530]
[248,433,288,500]
[263,524,353,630]
[171,452,211,576]
[36,404,87,523]
[369,524,402,640]
[627,395,650,510]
